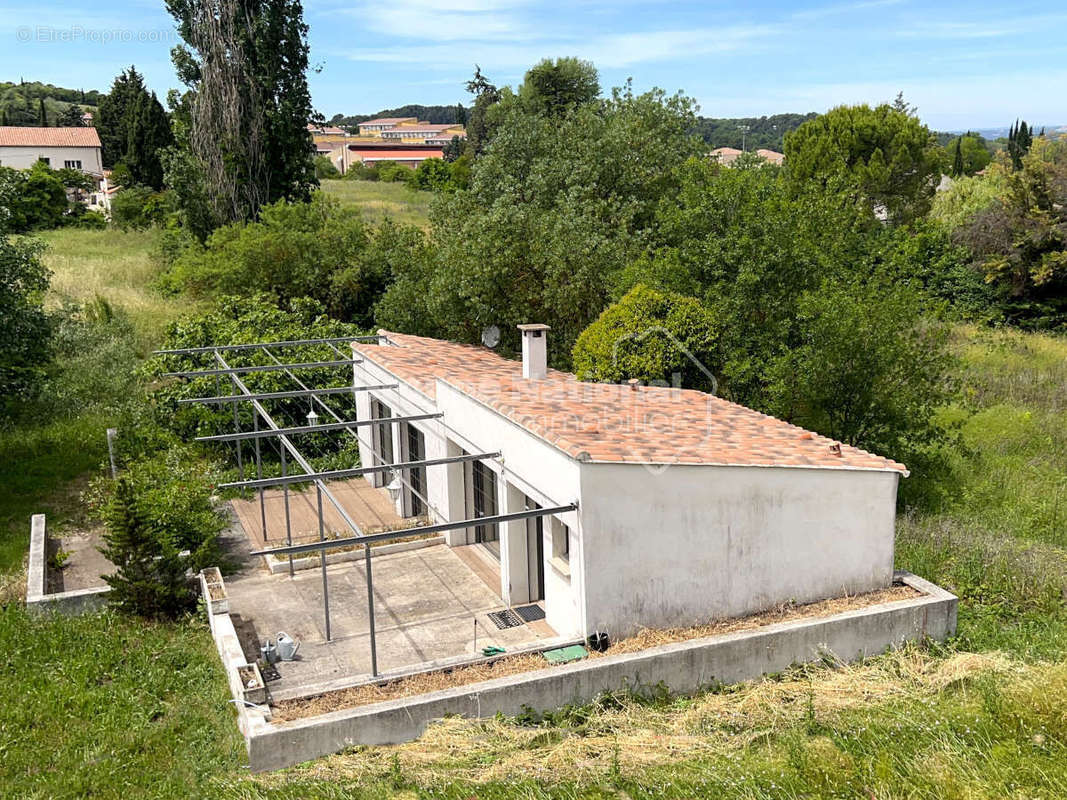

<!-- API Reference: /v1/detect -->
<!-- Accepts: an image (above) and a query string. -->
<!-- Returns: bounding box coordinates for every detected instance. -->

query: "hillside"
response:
[0,80,102,125]
[329,103,466,128]
[694,113,817,149]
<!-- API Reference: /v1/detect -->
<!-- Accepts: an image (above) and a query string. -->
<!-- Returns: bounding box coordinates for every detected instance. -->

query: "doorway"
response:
[525,499,545,602]
[470,460,499,559]
[404,423,426,517]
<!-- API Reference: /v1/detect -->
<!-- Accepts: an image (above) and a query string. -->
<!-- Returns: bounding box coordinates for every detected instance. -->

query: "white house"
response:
[0,126,103,175]
[351,326,906,641]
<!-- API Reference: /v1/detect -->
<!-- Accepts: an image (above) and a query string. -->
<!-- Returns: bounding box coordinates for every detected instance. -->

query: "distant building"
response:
[756,148,785,166]
[710,146,743,165]
[710,146,784,167]
[0,126,103,175]
[357,117,418,136]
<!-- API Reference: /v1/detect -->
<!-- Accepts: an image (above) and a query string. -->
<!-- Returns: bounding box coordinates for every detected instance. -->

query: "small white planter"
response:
[201,567,229,615]
[238,662,267,706]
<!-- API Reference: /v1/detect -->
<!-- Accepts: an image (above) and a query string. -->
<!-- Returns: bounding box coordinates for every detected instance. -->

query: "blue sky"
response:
[1,0,1064,129]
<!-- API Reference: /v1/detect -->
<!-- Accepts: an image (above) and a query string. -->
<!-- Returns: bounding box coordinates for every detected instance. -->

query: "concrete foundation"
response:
[25,514,109,617]
[207,571,956,771]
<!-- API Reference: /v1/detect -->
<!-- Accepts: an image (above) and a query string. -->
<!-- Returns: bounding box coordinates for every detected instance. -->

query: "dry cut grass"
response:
[270,647,1027,787]
[271,584,918,722]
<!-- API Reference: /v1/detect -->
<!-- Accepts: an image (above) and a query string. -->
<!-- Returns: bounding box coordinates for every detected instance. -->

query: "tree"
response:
[99,478,196,619]
[1,162,68,231]
[1007,118,1034,171]
[441,134,464,162]
[37,98,47,126]
[766,277,953,468]
[464,65,500,156]
[378,81,702,362]
[165,0,317,229]
[56,103,84,127]
[313,154,340,179]
[410,157,453,191]
[952,138,1067,326]
[0,198,50,415]
[945,133,992,176]
[124,90,173,189]
[951,138,964,178]
[784,103,941,224]
[572,284,720,393]
[98,67,148,168]
[519,57,600,117]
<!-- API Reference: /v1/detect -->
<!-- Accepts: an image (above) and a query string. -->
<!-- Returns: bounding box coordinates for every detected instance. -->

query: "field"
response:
[321,179,433,228]
[1,222,1066,797]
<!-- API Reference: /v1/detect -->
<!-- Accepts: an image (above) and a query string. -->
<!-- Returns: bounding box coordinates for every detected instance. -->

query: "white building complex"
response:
[351,326,907,641]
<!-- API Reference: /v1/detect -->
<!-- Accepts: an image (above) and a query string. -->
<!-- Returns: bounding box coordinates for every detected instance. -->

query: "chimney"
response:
[517,324,550,379]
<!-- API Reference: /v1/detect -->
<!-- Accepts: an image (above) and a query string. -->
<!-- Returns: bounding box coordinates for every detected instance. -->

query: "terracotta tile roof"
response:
[353,331,908,474]
[0,126,101,148]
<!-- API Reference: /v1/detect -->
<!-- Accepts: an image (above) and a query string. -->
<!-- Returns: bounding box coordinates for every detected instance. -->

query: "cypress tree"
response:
[37,98,47,126]
[124,91,173,189]
[951,138,964,177]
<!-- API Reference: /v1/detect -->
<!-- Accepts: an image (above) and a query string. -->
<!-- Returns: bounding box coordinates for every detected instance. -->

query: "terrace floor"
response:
[223,504,561,701]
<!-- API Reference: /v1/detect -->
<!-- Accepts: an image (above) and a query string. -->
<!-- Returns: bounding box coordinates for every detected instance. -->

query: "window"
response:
[371,399,393,467]
[551,518,571,576]
[39,157,50,166]
[64,160,82,170]
[405,423,426,517]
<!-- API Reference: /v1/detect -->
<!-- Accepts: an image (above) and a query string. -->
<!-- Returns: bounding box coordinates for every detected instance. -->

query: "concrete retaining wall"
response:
[201,572,273,739]
[25,514,109,617]
[240,571,956,771]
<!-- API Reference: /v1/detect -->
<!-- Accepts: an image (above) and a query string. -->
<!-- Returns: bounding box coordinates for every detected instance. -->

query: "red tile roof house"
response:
[0,126,103,175]
[351,326,907,641]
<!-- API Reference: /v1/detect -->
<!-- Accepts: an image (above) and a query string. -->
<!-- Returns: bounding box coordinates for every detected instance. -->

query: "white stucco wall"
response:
[577,462,899,639]
[0,145,102,174]
[351,348,901,644]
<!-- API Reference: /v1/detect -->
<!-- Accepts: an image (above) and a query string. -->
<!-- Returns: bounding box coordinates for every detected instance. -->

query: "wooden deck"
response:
[231,478,410,547]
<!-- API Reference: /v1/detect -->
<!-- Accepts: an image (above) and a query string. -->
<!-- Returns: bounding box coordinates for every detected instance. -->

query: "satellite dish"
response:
[481,325,501,349]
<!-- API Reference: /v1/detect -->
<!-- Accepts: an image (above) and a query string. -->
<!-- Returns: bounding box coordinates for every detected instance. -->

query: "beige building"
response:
[0,126,103,175]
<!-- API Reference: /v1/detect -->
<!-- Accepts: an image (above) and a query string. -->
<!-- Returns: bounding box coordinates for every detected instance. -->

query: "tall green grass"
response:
[320,179,432,229]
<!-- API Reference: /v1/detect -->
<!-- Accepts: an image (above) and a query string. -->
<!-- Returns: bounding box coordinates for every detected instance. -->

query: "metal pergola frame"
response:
[177,384,399,404]
[194,413,443,442]
[158,335,576,679]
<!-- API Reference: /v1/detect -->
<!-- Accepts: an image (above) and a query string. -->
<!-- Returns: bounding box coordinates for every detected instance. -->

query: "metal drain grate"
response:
[514,604,546,623]
[486,609,523,629]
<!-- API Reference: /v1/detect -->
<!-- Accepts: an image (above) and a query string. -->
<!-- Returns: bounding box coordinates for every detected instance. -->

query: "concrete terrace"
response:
[223,496,561,701]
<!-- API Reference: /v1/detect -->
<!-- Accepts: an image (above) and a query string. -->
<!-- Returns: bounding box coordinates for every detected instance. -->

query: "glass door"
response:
[405,423,426,517]
[471,460,499,558]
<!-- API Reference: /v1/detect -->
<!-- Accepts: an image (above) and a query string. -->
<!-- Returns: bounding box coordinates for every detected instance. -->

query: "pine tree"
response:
[100,478,195,619]
[37,98,47,126]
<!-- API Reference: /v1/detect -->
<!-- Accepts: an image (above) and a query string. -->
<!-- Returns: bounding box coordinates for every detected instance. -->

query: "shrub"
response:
[0,230,50,416]
[345,163,379,181]
[411,158,454,192]
[376,160,412,183]
[572,284,721,392]
[110,185,167,230]
[314,154,340,179]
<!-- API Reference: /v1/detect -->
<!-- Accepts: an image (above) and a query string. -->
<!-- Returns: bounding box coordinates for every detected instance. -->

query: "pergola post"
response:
[365,543,377,676]
[253,411,266,543]
[316,483,332,642]
[281,446,294,578]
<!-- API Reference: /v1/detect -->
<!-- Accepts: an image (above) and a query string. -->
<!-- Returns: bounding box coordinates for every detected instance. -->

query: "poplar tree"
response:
[165,0,317,228]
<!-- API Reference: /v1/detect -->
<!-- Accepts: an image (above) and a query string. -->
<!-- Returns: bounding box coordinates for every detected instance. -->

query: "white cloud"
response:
[335,0,531,41]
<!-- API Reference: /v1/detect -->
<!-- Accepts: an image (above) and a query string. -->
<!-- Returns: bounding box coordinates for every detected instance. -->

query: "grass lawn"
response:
[320,179,433,228]
[38,227,198,347]
[2,220,1066,797]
